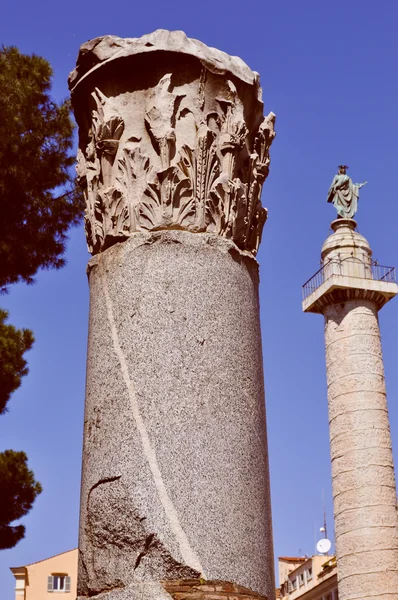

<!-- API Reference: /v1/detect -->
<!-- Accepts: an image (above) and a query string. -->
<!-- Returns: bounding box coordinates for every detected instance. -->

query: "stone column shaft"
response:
[80,231,274,599]
[325,299,398,599]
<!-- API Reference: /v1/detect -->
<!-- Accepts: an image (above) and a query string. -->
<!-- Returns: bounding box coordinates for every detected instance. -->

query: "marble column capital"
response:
[69,29,275,256]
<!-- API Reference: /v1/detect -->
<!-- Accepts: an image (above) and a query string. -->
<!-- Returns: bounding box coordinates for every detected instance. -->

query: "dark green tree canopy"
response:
[0,309,34,414]
[0,46,84,292]
[0,450,42,550]
[0,46,82,550]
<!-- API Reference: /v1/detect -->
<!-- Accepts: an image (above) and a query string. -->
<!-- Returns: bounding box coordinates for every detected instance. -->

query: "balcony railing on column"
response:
[302,259,396,301]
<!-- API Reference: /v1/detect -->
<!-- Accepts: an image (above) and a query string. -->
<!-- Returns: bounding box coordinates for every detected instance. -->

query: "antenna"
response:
[322,488,328,539]
[316,489,331,555]
[314,521,317,555]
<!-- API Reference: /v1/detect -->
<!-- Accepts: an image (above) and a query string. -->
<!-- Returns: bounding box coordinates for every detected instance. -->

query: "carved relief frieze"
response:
[77,69,275,255]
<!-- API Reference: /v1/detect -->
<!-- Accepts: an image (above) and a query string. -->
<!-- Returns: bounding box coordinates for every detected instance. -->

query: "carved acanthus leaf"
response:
[177,127,220,230]
[98,186,129,243]
[86,191,106,255]
[138,167,193,231]
[145,74,184,169]
[238,111,275,252]
[92,89,124,143]
[247,205,268,256]
[78,136,102,254]
[117,145,151,232]
[206,176,248,242]
[216,81,248,180]
[91,88,125,188]
[252,112,276,182]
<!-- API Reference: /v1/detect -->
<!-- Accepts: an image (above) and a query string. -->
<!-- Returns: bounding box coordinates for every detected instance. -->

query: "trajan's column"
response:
[69,30,276,600]
[302,166,398,600]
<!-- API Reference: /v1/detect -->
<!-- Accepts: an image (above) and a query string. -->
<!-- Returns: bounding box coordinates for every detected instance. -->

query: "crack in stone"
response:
[134,533,155,570]
[88,475,122,500]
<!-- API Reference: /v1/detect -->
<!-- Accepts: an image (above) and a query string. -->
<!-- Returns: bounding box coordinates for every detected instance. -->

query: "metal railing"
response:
[302,259,396,301]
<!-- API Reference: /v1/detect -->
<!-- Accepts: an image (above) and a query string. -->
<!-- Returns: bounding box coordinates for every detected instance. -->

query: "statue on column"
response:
[327,165,367,219]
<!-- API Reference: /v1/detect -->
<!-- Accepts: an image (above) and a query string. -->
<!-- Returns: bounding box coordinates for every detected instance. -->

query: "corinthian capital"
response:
[69,29,276,256]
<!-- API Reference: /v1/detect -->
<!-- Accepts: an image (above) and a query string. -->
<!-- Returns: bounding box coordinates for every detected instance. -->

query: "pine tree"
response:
[0,46,83,549]
[0,46,84,292]
[0,310,34,415]
[0,451,42,550]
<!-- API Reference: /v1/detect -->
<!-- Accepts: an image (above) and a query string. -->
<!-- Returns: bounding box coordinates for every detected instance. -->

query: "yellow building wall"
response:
[25,549,77,600]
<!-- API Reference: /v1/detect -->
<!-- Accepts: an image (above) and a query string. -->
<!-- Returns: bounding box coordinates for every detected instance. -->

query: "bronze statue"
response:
[327,165,367,219]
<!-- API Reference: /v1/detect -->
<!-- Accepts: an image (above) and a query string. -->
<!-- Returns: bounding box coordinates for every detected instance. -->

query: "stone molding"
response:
[70,31,275,257]
[304,285,394,313]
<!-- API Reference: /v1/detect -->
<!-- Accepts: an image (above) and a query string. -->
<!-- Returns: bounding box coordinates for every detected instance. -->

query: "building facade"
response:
[10,549,77,600]
[278,555,337,600]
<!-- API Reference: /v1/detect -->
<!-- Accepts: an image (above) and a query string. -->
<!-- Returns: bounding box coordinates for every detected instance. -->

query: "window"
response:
[299,572,305,586]
[47,575,71,593]
[291,577,297,591]
[307,567,313,581]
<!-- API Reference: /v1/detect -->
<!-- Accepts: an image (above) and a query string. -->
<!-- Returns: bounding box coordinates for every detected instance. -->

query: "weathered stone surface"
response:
[81,580,173,600]
[162,578,268,600]
[69,30,275,257]
[79,476,198,597]
[78,231,274,599]
[68,30,262,90]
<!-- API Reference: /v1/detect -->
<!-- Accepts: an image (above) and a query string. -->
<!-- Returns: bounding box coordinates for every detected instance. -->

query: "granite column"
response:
[70,30,276,600]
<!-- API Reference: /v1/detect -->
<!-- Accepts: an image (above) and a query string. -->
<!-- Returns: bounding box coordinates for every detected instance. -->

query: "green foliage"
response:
[0,46,84,549]
[0,309,34,414]
[0,46,84,292]
[0,450,42,550]
[0,308,37,550]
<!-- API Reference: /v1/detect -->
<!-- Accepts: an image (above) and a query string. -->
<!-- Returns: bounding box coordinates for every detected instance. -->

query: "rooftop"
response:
[278,554,337,600]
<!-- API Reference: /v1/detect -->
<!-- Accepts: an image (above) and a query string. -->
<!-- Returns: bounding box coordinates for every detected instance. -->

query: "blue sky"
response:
[1,0,398,595]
